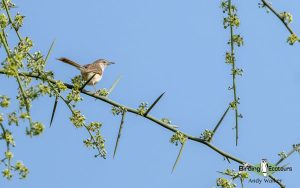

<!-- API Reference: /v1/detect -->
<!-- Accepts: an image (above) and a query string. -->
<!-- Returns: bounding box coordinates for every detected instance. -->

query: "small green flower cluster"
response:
[0,13,8,29]
[280,12,293,24]
[217,169,249,188]
[279,11,300,45]
[1,130,15,146]
[55,80,67,91]
[292,144,300,154]
[26,122,44,136]
[287,33,299,45]
[170,131,187,146]
[69,108,107,158]
[16,86,36,109]
[161,118,171,124]
[216,177,236,188]
[2,57,20,77]
[2,169,12,180]
[38,84,51,95]
[200,129,213,141]
[111,106,123,116]
[231,68,243,76]
[26,52,45,73]
[278,151,287,159]
[70,110,85,128]
[5,151,13,160]
[0,0,16,9]
[0,115,28,180]
[2,161,29,180]
[83,122,106,158]
[0,114,3,123]
[225,52,234,64]
[223,14,240,29]
[15,161,29,179]
[230,34,244,47]
[8,112,18,126]
[137,102,148,115]
[229,100,238,110]
[12,12,24,31]
[20,112,30,119]
[0,95,10,108]
[67,76,84,102]
[14,37,33,61]
[260,3,299,45]
[220,1,237,13]
[86,122,102,132]
[221,1,240,29]
[224,169,249,179]
[97,88,109,97]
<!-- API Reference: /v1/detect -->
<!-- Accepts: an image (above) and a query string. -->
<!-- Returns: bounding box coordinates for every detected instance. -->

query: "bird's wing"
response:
[57,57,82,69]
[84,64,103,75]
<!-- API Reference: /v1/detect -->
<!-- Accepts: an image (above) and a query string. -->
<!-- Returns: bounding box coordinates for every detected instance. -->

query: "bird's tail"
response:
[57,57,82,69]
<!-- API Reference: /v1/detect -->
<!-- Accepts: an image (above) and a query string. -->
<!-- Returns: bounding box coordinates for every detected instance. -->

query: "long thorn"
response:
[144,92,165,116]
[107,76,121,96]
[45,39,56,63]
[208,105,230,142]
[113,110,126,158]
[172,141,186,173]
[50,96,59,127]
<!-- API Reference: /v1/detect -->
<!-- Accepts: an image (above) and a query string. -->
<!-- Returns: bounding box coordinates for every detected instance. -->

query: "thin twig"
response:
[261,0,294,34]
[0,31,32,127]
[0,70,257,163]
[59,95,103,157]
[0,123,11,171]
[275,144,300,166]
[2,0,26,41]
[228,0,239,146]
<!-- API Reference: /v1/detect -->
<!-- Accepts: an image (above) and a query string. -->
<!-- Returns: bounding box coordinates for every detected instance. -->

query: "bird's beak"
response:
[107,61,115,65]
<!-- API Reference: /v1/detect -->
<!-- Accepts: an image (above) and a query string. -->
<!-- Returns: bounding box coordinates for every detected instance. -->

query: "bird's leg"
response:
[93,83,97,93]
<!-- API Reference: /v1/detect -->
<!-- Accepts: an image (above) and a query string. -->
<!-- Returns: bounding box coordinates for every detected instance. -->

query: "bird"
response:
[57,57,114,91]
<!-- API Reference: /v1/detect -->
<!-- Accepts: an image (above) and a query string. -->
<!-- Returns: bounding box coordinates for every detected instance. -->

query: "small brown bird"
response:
[57,57,114,90]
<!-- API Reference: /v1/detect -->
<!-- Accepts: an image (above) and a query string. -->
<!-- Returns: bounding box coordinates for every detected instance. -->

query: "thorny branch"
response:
[0,69,286,187]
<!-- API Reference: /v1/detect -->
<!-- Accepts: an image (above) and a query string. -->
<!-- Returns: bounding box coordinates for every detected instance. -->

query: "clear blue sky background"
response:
[1,0,299,187]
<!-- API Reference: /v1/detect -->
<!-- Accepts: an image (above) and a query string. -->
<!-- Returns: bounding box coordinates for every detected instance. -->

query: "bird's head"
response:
[96,59,115,70]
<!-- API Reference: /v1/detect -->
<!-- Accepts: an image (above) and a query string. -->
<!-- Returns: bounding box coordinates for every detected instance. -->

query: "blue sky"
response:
[1,0,299,187]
